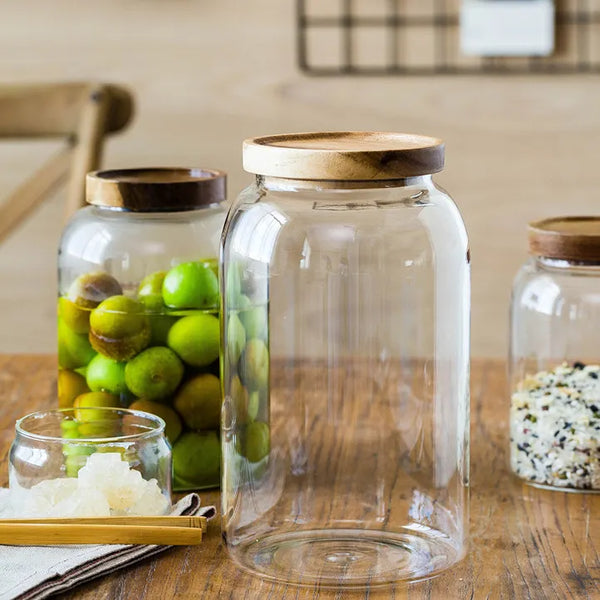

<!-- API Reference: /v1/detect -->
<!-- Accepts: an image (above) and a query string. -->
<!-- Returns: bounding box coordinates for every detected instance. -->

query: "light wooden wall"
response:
[1,0,599,357]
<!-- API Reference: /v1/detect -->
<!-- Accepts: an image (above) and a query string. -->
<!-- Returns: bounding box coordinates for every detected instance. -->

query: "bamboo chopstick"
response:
[0,516,208,533]
[0,523,203,546]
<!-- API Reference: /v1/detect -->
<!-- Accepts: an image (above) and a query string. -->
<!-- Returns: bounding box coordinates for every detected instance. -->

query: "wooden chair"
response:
[0,82,134,244]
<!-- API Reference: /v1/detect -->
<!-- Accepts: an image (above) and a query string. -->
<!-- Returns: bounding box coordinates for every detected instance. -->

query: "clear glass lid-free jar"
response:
[510,217,600,492]
[9,407,172,517]
[57,168,226,491]
[220,132,470,587]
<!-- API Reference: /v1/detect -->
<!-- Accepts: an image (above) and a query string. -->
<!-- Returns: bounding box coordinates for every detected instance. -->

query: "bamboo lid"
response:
[528,216,600,262]
[86,168,226,211]
[243,132,444,180]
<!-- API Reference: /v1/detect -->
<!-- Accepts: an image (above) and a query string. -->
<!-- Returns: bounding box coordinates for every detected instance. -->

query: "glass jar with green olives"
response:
[57,168,226,490]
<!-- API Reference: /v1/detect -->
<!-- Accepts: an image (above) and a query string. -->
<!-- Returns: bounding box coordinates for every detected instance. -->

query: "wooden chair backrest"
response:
[0,82,134,244]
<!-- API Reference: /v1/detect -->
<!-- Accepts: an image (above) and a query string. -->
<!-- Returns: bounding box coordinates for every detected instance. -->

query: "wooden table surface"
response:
[1,355,599,599]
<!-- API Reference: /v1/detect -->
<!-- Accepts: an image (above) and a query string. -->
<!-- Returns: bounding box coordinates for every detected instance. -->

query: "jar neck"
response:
[88,202,223,215]
[535,256,600,272]
[257,174,434,192]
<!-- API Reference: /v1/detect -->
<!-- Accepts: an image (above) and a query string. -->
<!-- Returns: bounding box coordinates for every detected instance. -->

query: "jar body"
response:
[221,176,470,586]
[510,257,600,491]
[58,204,226,490]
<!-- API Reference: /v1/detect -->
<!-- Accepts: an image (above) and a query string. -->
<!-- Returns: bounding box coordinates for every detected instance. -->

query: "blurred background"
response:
[0,0,599,357]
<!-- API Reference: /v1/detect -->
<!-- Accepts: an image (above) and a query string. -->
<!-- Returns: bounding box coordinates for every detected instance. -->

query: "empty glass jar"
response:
[221,132,470,586]
[510,217,600,491]
[57,168,226,491]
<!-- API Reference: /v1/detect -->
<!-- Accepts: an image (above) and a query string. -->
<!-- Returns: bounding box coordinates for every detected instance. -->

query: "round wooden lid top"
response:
[243,132,445,180]
[528,216,600,262]
[86,168,226,211]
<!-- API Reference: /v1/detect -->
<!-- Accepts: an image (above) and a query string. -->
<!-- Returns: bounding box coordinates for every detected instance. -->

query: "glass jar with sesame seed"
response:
[510,217,600,491]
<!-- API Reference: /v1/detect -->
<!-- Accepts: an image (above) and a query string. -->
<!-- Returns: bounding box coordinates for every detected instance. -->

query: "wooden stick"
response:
[0,516,208,533]
[0,523,203,546]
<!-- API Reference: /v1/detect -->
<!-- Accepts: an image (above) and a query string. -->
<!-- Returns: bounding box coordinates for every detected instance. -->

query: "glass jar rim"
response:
[257,174,433,191]
[534,256,600,272]
[15,407,166,444]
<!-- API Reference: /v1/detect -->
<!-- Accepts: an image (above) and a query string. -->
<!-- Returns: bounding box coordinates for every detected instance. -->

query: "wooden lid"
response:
[243,132,444,180]
[86,168,226,211]
[528,216,600,262]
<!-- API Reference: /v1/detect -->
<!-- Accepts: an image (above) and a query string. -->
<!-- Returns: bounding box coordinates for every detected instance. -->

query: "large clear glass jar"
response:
[220,132,470,586]
[510,217,600,492]
[57,168,226,491]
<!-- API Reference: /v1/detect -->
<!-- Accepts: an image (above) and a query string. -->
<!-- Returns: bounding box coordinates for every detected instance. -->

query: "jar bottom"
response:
[229,528,463,588]
[520,478,600,494]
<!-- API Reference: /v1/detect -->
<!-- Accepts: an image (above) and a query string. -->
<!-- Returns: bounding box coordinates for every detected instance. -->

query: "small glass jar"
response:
[510,217,600,492]
[221,132,470,586]
[57,168,226,491]
[9,407,171,517]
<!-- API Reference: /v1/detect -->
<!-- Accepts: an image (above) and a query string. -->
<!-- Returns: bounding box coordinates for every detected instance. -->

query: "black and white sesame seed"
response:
[510,362,600,490]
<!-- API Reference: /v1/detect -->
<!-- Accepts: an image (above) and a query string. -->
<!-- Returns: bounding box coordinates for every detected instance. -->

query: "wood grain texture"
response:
[2,2,600,356]
[0,355,598,599]
[0,82,135,243]
[0,523,203,546]
[243,132,444,179]
[0,83,131,137]
[85,168,227,212]
[0,147,71,246]
[528,216,600,262]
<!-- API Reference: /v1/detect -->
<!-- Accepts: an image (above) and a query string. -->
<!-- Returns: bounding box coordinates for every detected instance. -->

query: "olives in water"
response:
[230,375,260,425]
[89,296,151,361]
[125,346,184,401]
[58,258,236,490]
[226,313,246,366]
[68,272,123,309]
[238,421,270,463]
[86,354,128,395]
[162,261,219,310]
[174,373,222,431]
[137,271,167,313]
[58,319,96,370]
[172,431,221,488]
[58,297,91,334]
[73,391,122,437]
[239,305,268,340]
[239,338,269,391]
[167,313,220,367]
[58,369,90,409]
[129,399,183,444]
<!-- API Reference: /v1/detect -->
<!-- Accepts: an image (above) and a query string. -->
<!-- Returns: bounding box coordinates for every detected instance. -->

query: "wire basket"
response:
[298,0,600,75]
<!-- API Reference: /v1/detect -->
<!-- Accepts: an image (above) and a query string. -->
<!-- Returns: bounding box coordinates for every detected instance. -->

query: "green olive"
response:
[239,338,269,391]
[89,295,150,361]
[67,272,123,309]
[172,431,221,487]
[238,421,270,463]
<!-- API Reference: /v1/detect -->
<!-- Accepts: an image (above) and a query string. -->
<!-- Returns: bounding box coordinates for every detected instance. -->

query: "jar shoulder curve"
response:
[229,178,462,218]
[222,181,469,285]
[59,206,97,242]
[60,205,226,247]
[428,181,468,241]
[60,205,225,274]
[512,257,537,289]
[510,258,578,318]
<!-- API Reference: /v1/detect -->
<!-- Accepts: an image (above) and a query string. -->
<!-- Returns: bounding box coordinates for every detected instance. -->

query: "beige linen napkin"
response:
[0,490,216,600]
